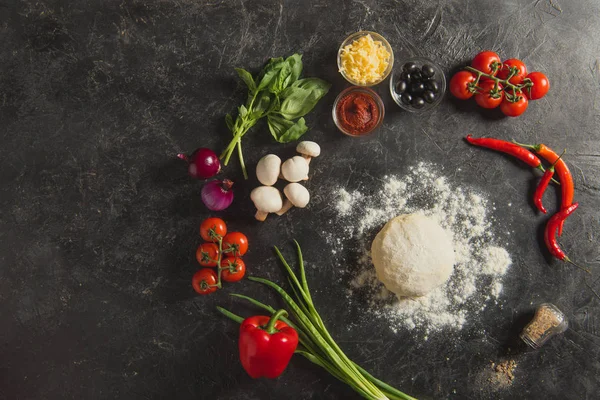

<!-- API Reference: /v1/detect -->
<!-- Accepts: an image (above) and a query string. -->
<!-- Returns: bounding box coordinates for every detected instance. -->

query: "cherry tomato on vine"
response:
[220,257,246,282]
[524,72,549,100]
[500,92,529,117]
[192,268,218,295]
[222,232,248,256]
[497,59,527,85]
[449,71,477,100]
[196,243,219,267]
[471,51,501,76]
[200,217,227,242]
[474,80,504,109]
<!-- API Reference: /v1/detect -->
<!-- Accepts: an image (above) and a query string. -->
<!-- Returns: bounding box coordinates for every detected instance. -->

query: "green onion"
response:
[218,241,417,400]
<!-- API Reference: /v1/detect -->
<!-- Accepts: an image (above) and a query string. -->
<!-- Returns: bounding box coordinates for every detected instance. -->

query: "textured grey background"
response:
[1,0,599,399]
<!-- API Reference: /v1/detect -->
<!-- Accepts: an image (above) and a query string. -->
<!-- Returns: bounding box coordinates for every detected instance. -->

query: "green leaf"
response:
[278,78,331,120]
[253,93,272,114]
[292,78,331,100]
[257,57,285,91]
[225,113,234,132]
[278,118,307,143]
[267,115,308,143]
[278,87,313,120]
[266,95,281,114]
[270,62,292,94]
[235,68,256,92]
[284,54,303,88]
[238,104,248,117]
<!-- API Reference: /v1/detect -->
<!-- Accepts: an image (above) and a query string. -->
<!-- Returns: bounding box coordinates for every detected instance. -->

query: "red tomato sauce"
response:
[335,92,380,135]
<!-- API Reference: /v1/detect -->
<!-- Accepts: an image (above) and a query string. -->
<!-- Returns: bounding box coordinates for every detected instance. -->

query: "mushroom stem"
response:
[255,210,269,221]
[301,155,312,165]
[275,199,294,216]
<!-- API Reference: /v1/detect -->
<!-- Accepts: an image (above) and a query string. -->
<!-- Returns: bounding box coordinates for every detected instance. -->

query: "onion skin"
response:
[201,179,234,211]
[178,148,221,179]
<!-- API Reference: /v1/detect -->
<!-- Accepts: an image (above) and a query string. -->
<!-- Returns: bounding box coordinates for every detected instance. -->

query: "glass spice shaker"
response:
[520,303,568,349]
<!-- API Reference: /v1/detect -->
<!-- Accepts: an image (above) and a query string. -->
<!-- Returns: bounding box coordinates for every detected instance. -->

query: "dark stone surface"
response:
[1,0,599,399]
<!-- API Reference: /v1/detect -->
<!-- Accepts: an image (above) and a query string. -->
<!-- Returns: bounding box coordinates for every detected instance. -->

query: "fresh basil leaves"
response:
[220,54,331,178]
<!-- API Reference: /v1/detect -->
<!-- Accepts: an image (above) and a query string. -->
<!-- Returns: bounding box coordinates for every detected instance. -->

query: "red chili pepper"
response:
[544,203,590,273]
[465,135,544,171]
[534,167,553,214]
[239,309,298,379]
[533,150,564,214]
[514,142,574,236]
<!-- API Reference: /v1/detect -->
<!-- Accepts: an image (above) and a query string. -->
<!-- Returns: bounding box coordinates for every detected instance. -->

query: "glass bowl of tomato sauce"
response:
[332,86,385,137]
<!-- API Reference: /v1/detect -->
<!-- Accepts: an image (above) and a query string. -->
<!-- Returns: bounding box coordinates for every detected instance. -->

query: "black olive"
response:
[411,70,422,81]
[411,96,425,109]
[403,62,418,73]
[400,92,412,105]
[422,64,435,78]
[423,90,436,103]
[400,71,410,81]
[396,80,407,94]
[425,79,439,93]
[409,81,425,95]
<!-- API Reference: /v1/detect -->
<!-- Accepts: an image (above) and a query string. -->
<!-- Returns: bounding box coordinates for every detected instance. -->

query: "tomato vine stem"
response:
[465,66,533,103]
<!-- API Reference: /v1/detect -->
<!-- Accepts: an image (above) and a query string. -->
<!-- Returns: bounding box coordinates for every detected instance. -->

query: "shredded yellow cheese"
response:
[339,34,391,85]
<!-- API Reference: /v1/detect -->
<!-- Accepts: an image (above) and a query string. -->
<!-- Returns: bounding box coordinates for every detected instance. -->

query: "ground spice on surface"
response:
[490,359,517,387]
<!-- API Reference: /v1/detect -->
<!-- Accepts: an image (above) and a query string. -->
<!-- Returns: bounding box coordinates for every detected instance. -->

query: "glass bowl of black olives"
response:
[389,58,446,112]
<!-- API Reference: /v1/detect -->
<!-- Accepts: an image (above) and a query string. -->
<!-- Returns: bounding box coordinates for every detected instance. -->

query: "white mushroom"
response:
[256,154,281,186]
[250,186,282,221]
[281,156,309,182]
[276,183,310,215]
[296,141,321,165]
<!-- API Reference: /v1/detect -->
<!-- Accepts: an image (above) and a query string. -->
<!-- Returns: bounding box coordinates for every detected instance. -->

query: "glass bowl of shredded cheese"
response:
[337,31,394,87]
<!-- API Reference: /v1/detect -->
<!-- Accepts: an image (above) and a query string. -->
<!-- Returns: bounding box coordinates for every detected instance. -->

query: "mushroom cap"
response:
[250,186,282,213]
[283,183,310,208]
[281,156,309,182]
[256,154,281,186]
[296,141,321,157]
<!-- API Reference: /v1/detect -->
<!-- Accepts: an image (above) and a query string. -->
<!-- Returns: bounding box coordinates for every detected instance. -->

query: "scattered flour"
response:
[327,162,512,334]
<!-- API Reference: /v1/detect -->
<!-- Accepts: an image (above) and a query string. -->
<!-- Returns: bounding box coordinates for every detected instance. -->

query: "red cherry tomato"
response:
[474,80,504,109]
[524,72,550,100]
[192,268,218,295]
[449,71,477,100]
[220,257,246,282]
[200,217,227,242]
[196,243,219,267]
[497,59,527,85]
[471,51,501,76]
[222,232,248,256]
[500,92,529,117]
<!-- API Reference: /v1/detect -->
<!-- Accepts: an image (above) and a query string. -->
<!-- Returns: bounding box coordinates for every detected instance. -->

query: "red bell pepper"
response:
[239,309,298,379]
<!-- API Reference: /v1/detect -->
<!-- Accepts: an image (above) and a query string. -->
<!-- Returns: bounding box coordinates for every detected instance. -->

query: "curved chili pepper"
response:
[533,151,564,214]
[514,142,574,236]
[544,203,590,273]
[534,166,554,214]
[465,135,544,170]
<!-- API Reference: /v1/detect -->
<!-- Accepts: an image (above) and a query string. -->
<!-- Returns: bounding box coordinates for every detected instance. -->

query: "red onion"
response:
[201,179,234,211]
[177,148,221,179]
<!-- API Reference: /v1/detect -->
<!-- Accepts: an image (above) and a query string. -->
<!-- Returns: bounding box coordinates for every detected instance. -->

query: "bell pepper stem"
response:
[265,309,288,334]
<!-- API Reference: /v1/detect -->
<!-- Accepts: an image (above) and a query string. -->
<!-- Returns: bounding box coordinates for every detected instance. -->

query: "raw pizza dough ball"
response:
[371,213,455,298]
